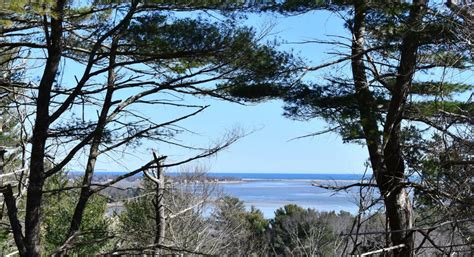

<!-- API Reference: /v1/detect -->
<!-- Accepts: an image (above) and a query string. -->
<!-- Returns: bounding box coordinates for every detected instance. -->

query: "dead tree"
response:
[114,165,228,255]
[143,153,167,249]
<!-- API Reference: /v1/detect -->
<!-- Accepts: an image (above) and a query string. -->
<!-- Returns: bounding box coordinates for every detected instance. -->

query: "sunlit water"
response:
[100,172,369,218]
[219,180,360,218]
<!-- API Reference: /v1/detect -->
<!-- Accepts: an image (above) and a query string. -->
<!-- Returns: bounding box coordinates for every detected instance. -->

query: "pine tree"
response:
[0,1,298,255]
[225,1,473,255]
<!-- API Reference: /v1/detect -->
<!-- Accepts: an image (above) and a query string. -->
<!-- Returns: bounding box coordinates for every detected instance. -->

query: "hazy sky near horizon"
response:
[84,10,371,174]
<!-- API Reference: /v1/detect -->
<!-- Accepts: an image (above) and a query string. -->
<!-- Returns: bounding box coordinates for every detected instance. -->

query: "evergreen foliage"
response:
[41,172,110,255]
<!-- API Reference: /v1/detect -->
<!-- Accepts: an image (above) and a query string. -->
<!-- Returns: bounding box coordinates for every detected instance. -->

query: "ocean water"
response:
[199,173,366,217]
[88,171,367,181]
[87,171,368,217]
[193,172,365,181]
[217,179,361,217]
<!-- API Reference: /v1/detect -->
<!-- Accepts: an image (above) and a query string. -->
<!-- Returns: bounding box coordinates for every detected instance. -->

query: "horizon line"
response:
[69,170,372,175]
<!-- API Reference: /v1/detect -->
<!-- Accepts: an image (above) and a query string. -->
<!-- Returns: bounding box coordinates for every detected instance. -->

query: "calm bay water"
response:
[219,180,359,217]
[91,172,367,218]
[208,173,364,217]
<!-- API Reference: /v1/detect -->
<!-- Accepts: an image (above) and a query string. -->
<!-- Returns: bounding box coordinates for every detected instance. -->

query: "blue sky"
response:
[29,4,469,175]
[85,10,371,174]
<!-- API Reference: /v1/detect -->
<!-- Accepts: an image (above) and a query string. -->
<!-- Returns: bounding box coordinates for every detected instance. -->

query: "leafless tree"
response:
[113,165,237,255]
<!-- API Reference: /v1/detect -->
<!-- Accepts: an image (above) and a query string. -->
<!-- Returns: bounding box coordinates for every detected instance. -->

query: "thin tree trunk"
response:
[0,148,27,255]
[23,2,65,256]
[65,40,118,246]
[350,0,385,175]
[62,5,138,245]
[154,158,166,249]
[0,146,5,186]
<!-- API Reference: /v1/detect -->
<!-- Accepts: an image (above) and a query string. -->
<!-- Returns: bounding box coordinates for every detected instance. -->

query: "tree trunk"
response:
[381,1,426,256]
[0,148,27,255]
[350,0,385,175]
[24,2,65,256]
[349,1,425,256]
[154,159,166,249]
[0,146,5,186]
[65,40,118,246]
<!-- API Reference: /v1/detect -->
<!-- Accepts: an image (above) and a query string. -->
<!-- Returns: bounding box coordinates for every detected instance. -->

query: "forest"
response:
[0,0,472,256]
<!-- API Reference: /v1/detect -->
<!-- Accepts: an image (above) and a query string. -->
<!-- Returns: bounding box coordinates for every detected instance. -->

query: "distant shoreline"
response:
[67,171,373,184]
[241,178,369,183]
[170,178,370,185]
[69,171,370,179]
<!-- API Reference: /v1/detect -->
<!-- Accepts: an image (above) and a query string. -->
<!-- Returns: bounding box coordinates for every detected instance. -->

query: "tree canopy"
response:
[0,1,299,256]
[223,0,473,256]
